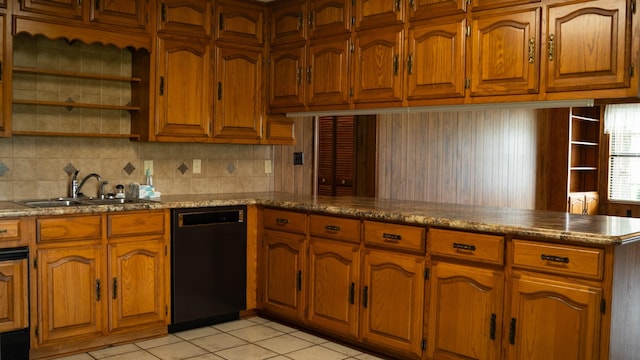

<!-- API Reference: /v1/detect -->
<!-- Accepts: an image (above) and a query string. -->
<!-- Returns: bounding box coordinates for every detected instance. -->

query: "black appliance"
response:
[0,247,29,359]
[169,206,247,333]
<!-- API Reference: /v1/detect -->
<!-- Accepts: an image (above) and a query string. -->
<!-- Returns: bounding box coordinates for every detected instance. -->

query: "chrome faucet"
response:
[70,170,103,198]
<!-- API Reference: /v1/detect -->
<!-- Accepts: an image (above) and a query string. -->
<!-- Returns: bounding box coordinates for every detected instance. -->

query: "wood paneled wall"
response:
[377,109,543,209]
[273,116,315,194]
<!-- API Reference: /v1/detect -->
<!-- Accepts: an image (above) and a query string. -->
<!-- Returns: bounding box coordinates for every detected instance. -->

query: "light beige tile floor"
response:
[52,317,391,360]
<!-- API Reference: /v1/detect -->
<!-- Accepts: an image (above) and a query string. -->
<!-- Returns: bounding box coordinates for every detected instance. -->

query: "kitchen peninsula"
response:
[1,193,640,359]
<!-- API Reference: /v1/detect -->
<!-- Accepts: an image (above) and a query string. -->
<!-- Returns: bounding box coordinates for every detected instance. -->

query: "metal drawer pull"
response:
[382,233,402,241]
[275,218,289,225]
[540,254,570,264]
[0,229,7,234]
[453,242,476,251]
[324,225,341,232]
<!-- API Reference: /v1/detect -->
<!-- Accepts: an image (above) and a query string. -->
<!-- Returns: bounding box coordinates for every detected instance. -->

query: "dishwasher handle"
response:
[178,209,244,227]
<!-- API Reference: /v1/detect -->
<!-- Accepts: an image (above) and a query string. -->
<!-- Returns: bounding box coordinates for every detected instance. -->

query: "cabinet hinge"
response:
[165,245,168,256]
[421,338,427,351]
[601,299,606,314]
[351,16,355,26]
[350,43,355,52]
[33,258,37,269]
[632,0,637,15]
[95,0,100,10]
[424,268,429,280]
[466,25,471,37]
[349,87,354,97]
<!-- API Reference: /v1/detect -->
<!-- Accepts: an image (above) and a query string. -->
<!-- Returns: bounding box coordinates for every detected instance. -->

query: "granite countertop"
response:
[2,192,640,246]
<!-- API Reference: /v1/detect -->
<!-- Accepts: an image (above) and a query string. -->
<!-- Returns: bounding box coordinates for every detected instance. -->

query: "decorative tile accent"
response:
[226,163,236,174]
[63,163,77,176]
[178,162,189,175]
[0,162,9,177]
[123,162,136,175]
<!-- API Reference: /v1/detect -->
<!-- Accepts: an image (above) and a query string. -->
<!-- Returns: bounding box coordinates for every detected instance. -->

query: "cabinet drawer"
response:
[364,221,426,253]
[264,209,307,234]
[430,228,504,265]
[512,240,604,280]
[309,214,360,243]
[37,215,102,243]
[108,211,166,238]
[0,219,22,242]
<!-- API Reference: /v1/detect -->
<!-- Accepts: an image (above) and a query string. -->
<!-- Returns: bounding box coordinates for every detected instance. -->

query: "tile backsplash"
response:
[0,136,274,201]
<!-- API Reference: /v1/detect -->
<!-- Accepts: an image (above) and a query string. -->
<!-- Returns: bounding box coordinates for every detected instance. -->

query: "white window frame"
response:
[604,104,640,203]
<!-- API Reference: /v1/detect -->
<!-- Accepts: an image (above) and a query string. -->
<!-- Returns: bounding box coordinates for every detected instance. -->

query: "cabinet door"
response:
[427,261,504,360]
[269,43,307,111]
[360,249,425,358]
[470,7,540,96]
[409,0,466,20]
[471,0,540,11]
[215,0,265,45]
[108,240,165,331]
[262,230,306,323]
[155,37,213,139]
[90,0,147,30]
[568,194,586,214]
[158,0,212,37]
[213,44,263,140]
[352,26,404,105]
[308,35,351,108]
[37,246,104,344]
[407,18,466,100]
[355,0,405,30]
[270,0,307,45]
[307,238,360,339]
[309,0,352,39]
[20,0,84,20]
[546,0,630,92]
[0,259,28,333]
[507,273,602,360]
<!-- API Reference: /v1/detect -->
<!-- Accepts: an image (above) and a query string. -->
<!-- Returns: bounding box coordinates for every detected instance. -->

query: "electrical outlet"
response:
[143,160,153,175]
[264,160,272,174]
[193,159,202,174]
[293,152,304,165]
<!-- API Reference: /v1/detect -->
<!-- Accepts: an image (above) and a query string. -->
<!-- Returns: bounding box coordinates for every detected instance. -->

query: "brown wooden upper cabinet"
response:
[18,0,84,20]
[307,35,352,108]
[269,42,307,111]
[157,0,212,37]
[215,0,265,45]
[352,25,404,105]
[471,0,541,11]
[19,0,148,31]
[155,37,213,139]
[308,0,352,39]
[545,0,631,93]
[213,44,264,140]
[407,17,467,101]
[355,0,406,30]
[409,0,467,20]
[469,6,541,96]
[90,0,147,30]
[269,0,307,45]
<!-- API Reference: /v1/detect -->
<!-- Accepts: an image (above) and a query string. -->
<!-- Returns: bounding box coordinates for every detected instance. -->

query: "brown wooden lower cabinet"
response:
[30,210,170,359]
[257,208,639,360]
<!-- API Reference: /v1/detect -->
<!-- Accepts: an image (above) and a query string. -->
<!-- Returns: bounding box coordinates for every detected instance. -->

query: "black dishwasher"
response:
[169,206,247,333]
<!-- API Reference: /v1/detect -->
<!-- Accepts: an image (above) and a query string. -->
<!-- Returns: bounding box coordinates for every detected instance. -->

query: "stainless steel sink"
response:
[16,197,157,208]
[17,198,85,207]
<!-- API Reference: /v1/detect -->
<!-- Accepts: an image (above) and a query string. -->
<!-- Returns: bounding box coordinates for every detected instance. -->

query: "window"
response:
[604,104,640,202]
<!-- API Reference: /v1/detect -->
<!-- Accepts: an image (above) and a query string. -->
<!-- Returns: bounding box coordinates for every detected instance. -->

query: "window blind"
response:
[605,104,640,202]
